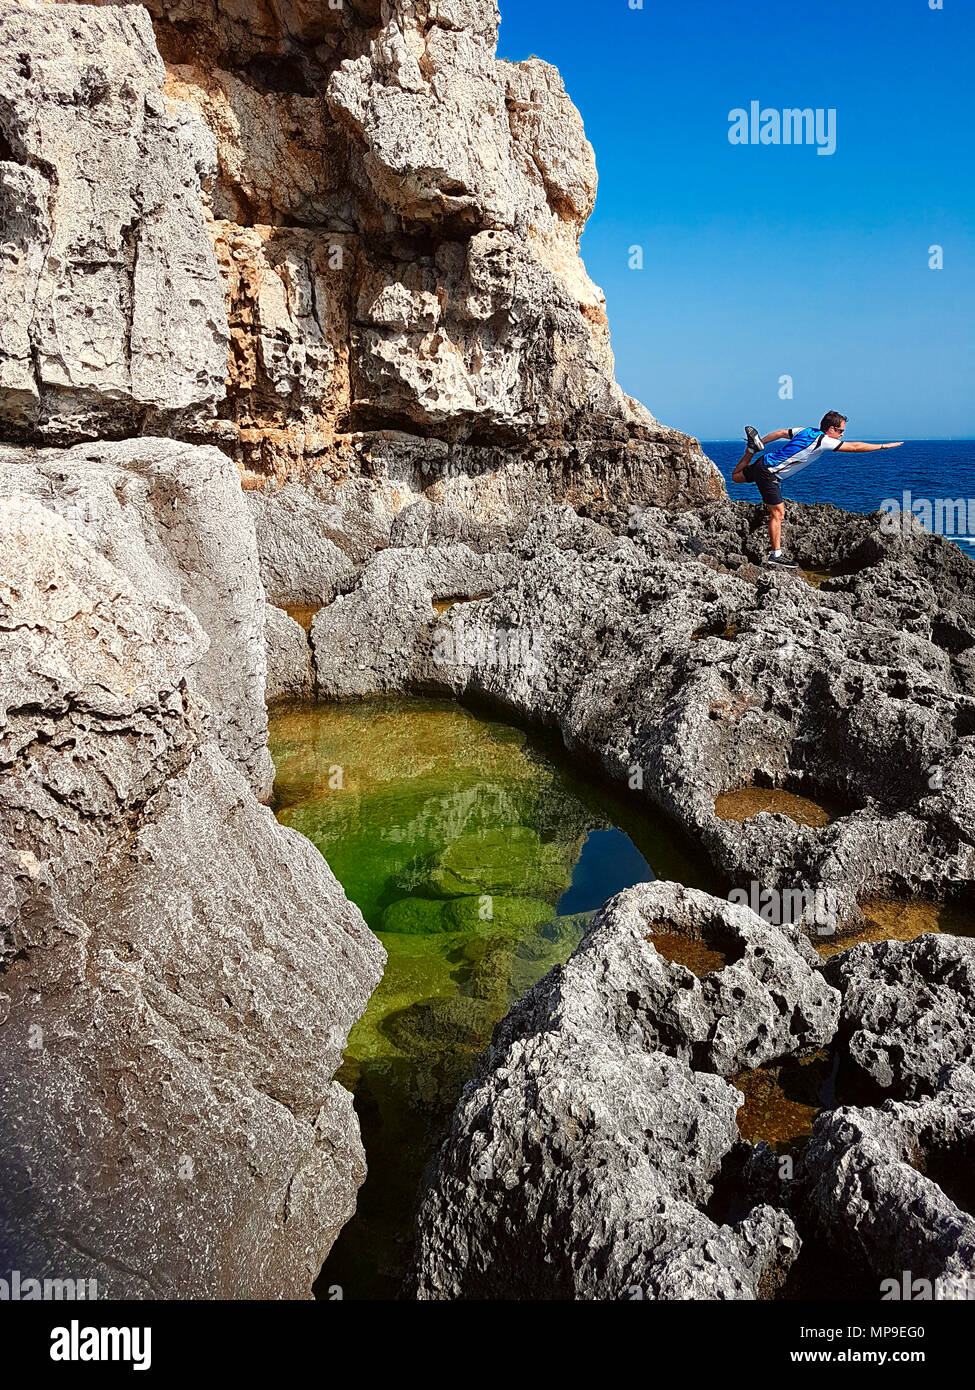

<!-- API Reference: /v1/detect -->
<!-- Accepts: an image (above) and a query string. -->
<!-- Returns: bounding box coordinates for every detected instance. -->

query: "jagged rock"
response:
[823,935,975,1099]
[0,499,384,1298]
[265,603,315,702]
[0,163,48,419]
[318,1,720,495]
[112,0,359,80]
[0,1,228,442]
[165,62,354,228]
[0,437,274,796]
[249,422,718,603]
[211,222,358,472]
[413,1034,798,1301]
[802,1068,975,1299]
[411,881,803,1299]
[328,3,542,233]
[390,497,516,552]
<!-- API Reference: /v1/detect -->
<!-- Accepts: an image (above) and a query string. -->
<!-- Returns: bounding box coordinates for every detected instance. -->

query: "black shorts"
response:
[743,460,783,506]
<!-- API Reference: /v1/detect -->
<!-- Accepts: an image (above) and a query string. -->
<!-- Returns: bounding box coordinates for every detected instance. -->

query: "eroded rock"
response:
[265,602,315,702]
[411,881,803,1300]
[803,1068,975,1300]
[12,0,720,512]
[575,882,840,1076]
[311,542,516,697]
[312,502,975,917]
[823,934,975,1099]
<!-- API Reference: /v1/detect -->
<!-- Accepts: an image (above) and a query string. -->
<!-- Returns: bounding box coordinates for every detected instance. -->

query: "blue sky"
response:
[497,0,975,440]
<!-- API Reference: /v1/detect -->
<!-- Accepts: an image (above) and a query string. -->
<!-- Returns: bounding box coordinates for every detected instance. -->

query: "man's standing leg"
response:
[738,461,797,567]
[768,501,785,551]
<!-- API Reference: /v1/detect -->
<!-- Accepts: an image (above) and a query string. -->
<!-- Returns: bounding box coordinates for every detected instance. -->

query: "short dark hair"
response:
[820,411,847,433]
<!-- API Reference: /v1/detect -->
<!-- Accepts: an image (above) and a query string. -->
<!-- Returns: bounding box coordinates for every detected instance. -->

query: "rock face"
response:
[0,499,384,1298]
[0,1,228,442]
[0,437,274,796]
[265,603,315,702]
[411,882,806,1300]
[312,543,517,697]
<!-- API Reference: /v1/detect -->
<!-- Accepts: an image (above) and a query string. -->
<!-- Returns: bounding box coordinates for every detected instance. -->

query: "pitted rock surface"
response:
[823,935,975,1099]
[802,1068,975,1299]
[312,502,975,915]
[2,1,720,513]
[0,1,228,442]
[566,882,840,1076]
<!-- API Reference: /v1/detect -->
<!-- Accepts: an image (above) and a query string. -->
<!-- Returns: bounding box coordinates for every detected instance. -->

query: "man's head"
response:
[820,411,847,438]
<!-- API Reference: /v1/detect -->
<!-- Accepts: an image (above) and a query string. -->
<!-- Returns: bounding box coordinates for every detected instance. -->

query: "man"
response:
[731,411,903,567]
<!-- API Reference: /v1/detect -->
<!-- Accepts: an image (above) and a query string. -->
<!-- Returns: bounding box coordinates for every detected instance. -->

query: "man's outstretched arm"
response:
[837,440,904,452]
[762,429,791,444]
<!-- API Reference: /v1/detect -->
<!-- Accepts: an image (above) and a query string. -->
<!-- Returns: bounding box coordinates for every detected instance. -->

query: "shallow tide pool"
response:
[269,695,709,1299]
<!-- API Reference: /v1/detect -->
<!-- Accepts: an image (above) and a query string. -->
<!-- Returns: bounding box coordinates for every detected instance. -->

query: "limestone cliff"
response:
[1,0,721,580]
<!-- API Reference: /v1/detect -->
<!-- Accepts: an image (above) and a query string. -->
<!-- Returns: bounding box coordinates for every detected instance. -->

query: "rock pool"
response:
[269,695,711,1299]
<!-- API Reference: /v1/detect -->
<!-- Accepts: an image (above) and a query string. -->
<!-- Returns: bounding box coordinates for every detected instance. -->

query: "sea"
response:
[704,439,975,561]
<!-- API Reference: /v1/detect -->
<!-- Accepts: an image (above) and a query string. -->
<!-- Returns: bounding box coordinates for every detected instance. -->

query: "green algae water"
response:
[268,695,710,1300]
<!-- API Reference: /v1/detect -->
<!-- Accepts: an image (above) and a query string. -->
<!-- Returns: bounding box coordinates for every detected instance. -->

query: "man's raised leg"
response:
[731,449,753,484]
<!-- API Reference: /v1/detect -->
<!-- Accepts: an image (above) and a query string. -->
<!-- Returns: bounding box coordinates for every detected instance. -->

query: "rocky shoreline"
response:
[297,497,975,930]
[409,882,975,1300]
[1,0,972,1300]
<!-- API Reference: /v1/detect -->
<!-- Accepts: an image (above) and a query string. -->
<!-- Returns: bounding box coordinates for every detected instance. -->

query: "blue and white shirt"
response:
[763,427,843,480]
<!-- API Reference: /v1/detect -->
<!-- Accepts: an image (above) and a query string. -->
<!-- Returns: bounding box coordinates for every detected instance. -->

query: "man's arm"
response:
[836,440,904,452]
[762,429,792,444]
